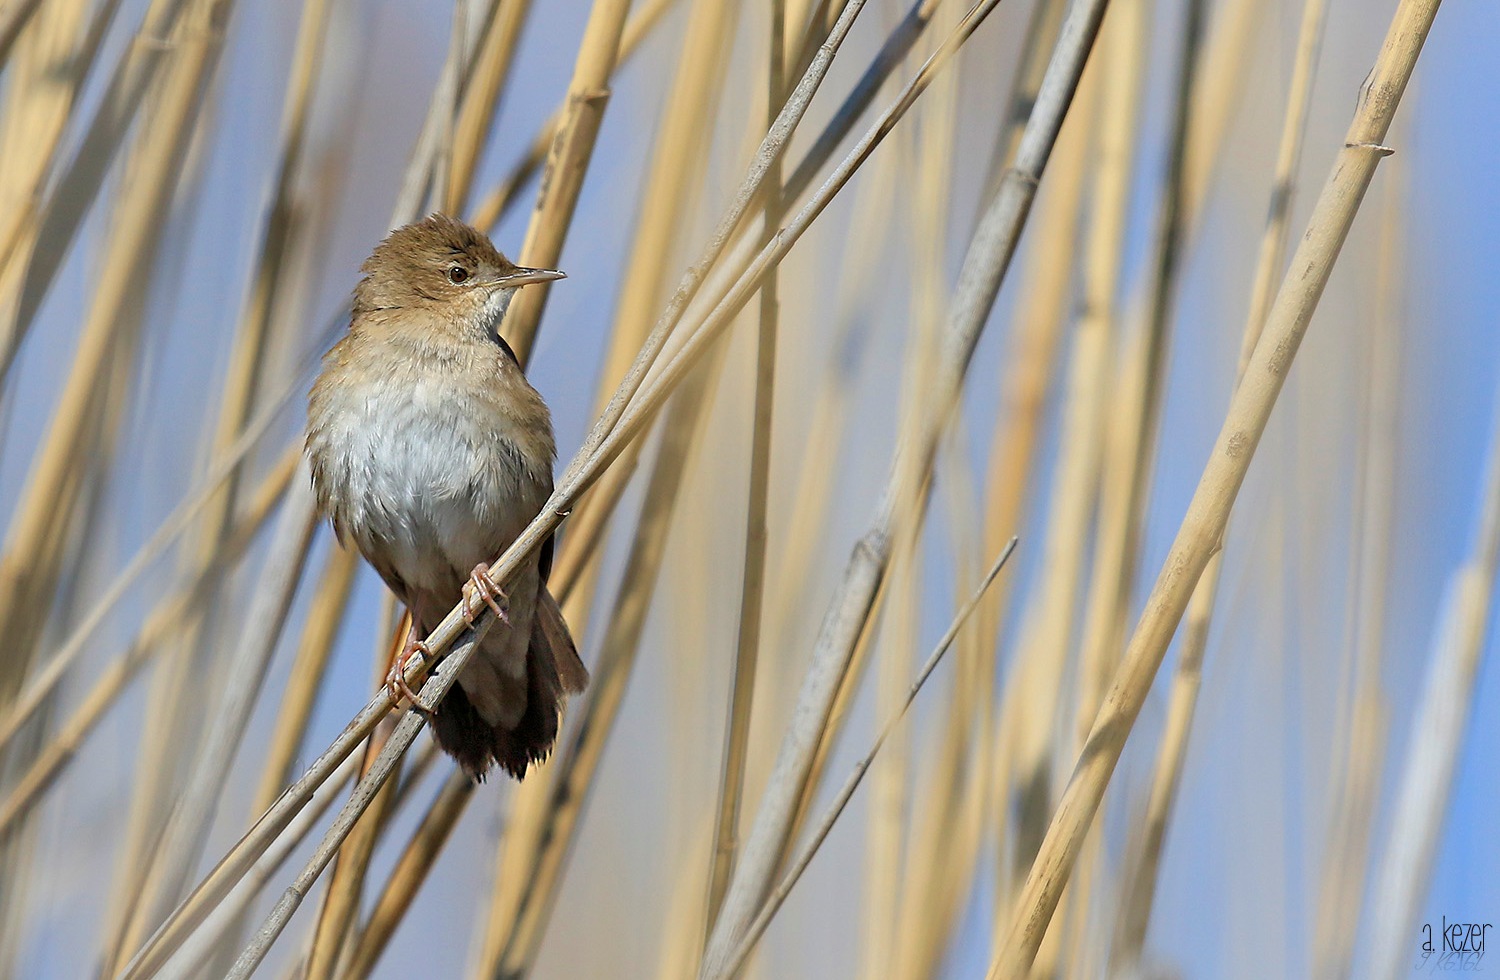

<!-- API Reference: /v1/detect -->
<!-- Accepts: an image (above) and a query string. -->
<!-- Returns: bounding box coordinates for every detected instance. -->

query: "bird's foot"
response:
[386,637,438,714]
[462,563,509,626]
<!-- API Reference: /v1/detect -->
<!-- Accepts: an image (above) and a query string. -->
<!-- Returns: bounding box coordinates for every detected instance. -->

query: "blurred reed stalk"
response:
[1366,271,1499,980]
[991,0,1443,973]
[1111,0,1331,965]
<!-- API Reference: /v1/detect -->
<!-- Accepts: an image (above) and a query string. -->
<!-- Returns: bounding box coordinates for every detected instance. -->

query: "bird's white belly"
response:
[316,382,533,593]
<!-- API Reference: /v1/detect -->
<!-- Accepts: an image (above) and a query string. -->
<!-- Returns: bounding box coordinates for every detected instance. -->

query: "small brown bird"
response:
[306,214,587,780]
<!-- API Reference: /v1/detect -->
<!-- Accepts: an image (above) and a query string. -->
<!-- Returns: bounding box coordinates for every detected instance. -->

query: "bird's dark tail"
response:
[430,586,587,780]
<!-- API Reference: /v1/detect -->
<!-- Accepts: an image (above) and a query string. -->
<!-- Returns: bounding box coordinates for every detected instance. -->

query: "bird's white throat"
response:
[482,286,517,337]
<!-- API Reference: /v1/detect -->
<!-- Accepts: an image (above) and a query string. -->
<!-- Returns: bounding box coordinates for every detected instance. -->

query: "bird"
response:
[305,213,588,780]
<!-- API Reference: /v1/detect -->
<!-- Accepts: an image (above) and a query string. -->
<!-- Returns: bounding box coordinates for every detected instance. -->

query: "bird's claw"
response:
[386,638,438,714]
[463,563,509,625]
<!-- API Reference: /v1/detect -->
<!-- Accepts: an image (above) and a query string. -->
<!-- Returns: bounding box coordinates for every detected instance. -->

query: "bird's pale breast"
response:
[308,363,550,599]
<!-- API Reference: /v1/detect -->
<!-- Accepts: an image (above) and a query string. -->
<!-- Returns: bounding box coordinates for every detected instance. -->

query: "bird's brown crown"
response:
[353,214,516,315]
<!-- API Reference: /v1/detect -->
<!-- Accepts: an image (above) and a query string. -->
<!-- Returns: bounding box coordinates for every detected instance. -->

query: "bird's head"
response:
[353,214,564,330]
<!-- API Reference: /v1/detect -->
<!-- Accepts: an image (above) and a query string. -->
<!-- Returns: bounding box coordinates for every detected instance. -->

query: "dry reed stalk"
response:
[1032,5,1208,952]
[545,0,941,634]
[302,635,409,980]
[0,439,300,756]
[479,340,734,978]
[172,545,360,975]
[204,740,443,980]
[0,0,223,688]
[150,753,361,980]
[251,543,360,813]
[0,0,46,67]
[862,507,922,980]
[998,15,1126,965]
[116,0,331,896]
[657,814,719,980]
[589,0,744,414]
[861,4,968,970]
[444,0,532,214]
[989,2,1443,972]
[739,157,901,900]
[498,0,631,362]
[467,0,680,232]
[1180,0,1264,227]
[931,7,1077,898]
[1053,0,1269,812]
[884,450,990,980]
[105,0,332,958]
[0,0,94,329]
[724,0,1078,890]
[544,0,745,643]
[0,454,293,836]
[669,0,997,870]
[705,0,786,939]
[701,0,1112,969]
[226,664,442,976]
[1309,150,1403,980]
[1110,0,1329,963]
[393,6,473,226]
[7,4,237,958]
[760,151,894,658]
[1365,384,1500,979]
[1072,0,1206,745]
[711,541,1018,979]
[980,0,1067,205]
[340,768,475,979]
[979,20,1104,907]
[2,0,197,370]
[119,682,394,979]
[883,8,1109,970]
[781,0,940,205]
[532,0,848,442]
[302,727,403,978]
[120,473,321,963]
[967,0,1080,764]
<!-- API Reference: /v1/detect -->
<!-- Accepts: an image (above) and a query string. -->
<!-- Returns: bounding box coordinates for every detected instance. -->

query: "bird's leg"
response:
[386,629,439,714]
[462,563,509,625]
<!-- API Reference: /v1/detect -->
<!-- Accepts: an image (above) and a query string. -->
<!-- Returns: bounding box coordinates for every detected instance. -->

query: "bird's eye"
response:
[448,265,470,284]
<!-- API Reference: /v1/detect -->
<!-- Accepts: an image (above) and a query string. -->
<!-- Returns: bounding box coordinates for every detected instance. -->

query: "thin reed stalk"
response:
[121,474,320,961]
[1309,144,1404,979]
[702,0,1111,969]
[500,0,632,362]
[0,456,293,836]
[341,768,476,979]
[713,541,1017,979]
[704,0,786,939]
[1110,0,1330,962]
[480,341,733,978]
[444,0,532,214]
[467,0,681,232]
[990,2,1443,972]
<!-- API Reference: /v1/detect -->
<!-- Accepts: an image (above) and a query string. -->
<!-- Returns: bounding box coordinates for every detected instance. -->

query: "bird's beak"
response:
[495,266,566,288]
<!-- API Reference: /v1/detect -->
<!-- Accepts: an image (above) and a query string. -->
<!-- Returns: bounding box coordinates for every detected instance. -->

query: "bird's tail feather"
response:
[429,585,585,780]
